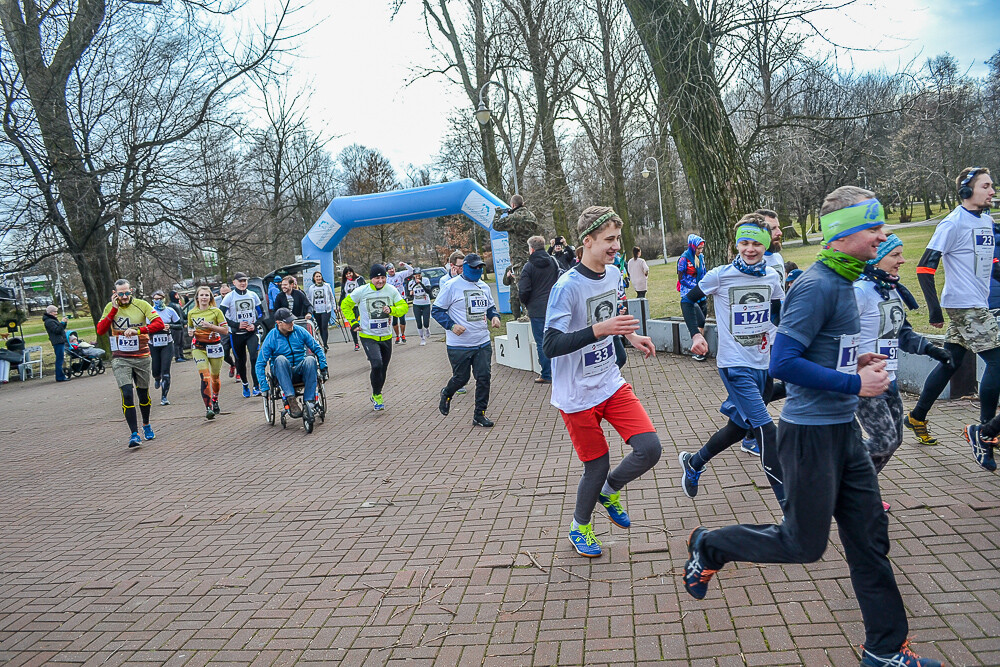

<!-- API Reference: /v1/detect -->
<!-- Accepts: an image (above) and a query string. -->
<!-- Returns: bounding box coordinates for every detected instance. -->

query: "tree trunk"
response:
[656,88,681,233]
[624,0,759,269]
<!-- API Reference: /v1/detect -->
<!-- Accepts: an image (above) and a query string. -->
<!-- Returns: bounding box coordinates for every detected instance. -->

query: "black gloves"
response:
[321,367,329,382]
[925,345,954,370]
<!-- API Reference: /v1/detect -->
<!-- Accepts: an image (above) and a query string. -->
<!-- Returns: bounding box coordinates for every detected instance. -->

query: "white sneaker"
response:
[420,339,427,346]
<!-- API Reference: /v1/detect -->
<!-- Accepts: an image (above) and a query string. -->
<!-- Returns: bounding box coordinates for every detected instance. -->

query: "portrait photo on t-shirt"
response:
[368,298,388,320]
[587,291,617,325]
[877,300,905,338]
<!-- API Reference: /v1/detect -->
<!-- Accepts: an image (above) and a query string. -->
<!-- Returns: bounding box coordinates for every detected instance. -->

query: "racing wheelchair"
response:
[261,318,328,433]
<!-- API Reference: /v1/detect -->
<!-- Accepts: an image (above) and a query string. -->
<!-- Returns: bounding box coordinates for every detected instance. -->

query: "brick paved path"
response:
[1,337,998,666]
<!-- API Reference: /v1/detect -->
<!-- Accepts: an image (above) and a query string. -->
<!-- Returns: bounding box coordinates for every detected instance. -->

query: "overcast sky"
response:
[278,0,1000,173]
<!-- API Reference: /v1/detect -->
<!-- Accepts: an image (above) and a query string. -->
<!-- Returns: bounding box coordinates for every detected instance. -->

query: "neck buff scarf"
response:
[732,254,767,277]
[861,265,919,310]
[817,248,867,282]
[462,264,484,282]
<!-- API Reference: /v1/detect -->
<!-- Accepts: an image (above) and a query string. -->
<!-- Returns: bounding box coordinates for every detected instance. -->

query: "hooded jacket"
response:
[677,234,706,300]
[518,248,561,319]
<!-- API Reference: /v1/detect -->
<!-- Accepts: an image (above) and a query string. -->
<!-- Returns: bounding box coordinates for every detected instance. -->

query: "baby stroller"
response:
[66,330,106,377]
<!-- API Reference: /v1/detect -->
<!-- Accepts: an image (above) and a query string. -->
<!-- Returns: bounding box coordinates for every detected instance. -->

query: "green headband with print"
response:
[735,224,771,249]
[820,198,885,244]
[581,211,618,238]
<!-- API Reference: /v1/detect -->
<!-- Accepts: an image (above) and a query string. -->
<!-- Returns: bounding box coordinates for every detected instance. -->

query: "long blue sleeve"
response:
[486,305,500,321]
[431,304,454,330]
[769,333,861,395]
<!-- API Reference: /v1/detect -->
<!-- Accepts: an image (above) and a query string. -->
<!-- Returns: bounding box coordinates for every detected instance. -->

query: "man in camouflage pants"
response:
[493,194,539,319]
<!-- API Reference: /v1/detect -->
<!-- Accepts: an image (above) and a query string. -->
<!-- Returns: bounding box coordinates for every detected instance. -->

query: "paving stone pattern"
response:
[0,336,998,666]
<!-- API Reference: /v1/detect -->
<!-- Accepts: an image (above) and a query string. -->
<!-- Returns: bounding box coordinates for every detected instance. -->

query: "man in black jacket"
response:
[43,305,70,382]
[520,235,561,384]
[273,276,314,320]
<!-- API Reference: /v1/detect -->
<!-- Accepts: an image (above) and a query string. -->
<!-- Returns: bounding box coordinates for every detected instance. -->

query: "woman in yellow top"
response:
[187,286,229,419]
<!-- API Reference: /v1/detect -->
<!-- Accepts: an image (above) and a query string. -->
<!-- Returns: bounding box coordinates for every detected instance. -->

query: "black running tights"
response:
[120,384,151,433]
[912,344,1000,423]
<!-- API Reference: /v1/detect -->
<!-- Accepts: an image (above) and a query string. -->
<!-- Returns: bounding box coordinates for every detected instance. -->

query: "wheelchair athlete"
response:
[256,307,328,418]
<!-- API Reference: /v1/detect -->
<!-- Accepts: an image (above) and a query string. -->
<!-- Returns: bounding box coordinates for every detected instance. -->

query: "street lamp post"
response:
[641,157,668,261]
[475,80,519,196]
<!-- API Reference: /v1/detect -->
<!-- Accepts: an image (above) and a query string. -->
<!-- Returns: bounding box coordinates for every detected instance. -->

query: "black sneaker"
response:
[678,452,703,499]
[439,388,451,416]
[473,411,494,427]
[211,400,221,415]
[682,527,718,600]
[205,407,215,420]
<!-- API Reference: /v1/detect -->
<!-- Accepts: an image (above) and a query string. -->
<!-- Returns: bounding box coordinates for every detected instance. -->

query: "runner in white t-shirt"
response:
[740,208,787,455]
[433,253,502,426]
[386,262,414,343]
[543,206,660,558]
[407,268,433,345]
[677,215,786,506]
[339,266,366,351]
[908,167,1000,458]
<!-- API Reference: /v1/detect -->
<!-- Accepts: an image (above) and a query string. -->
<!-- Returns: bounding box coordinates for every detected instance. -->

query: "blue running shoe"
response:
[251,387,261,397]
[598,491,631,528]
[128,432,141,448]
[678,451,703,499]
[741,435,760,455]
[682,527,717,600]
[142,424,155,441]
[568,523,602,558]
[963,424,997,471]
[860,639,942,667]
[242,384,251,398]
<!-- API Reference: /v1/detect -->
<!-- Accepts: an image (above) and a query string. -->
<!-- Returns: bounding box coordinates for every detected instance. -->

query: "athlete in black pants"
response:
[219,272,264,397]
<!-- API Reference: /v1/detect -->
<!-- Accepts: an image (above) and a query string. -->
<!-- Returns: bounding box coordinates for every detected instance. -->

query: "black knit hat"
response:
[370,263,387,278]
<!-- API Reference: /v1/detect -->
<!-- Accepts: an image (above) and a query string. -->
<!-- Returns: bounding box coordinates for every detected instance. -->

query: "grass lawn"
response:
[6,314,97,376]
[638,221,946,335]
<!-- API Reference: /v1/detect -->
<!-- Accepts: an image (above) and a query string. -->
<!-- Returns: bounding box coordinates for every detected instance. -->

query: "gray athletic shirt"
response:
[777,261,861,425]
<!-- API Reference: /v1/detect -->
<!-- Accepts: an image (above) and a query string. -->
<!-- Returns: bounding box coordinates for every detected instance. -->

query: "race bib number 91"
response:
[878,338,898,371]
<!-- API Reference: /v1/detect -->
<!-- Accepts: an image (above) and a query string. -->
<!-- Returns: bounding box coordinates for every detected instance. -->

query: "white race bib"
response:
[205,342,224,358]
[731,301,770,337]
[113,335,139,353]
[974,227,995,280]
[370,318,390,333]
[837,333,859,374]
[877,338,898,371]
[582,338,615,378]
[151,333,170,347]
[466,291,489,320]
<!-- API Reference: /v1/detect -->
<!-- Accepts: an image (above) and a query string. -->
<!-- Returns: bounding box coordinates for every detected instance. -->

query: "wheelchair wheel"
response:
[317,383,326,423]
[280,412,287,428]
[303,401,314,434]
[263,388,274,425]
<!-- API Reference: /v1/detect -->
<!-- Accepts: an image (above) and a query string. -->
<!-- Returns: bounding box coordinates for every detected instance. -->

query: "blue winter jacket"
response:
[677,234,706,301]
[256,324,327,391]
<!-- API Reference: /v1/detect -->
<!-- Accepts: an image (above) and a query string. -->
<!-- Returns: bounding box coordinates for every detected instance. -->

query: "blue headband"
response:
[868,233,902,265]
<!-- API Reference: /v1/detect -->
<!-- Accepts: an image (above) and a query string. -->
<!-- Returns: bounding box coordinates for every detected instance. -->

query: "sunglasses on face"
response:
[117,291,132,297]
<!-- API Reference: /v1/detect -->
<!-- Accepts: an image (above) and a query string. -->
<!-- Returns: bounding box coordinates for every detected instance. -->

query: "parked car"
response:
[423,267,448,299]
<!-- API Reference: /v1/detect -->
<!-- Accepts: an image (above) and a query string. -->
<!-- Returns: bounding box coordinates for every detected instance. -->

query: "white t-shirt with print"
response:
[386,265,414,297]
[764,251,785,283]
[408,277,432,306]
[545,265,626,414]
[348,283,403,338]
[433,276,495,348]
[854,278,905,381]
[699,264,784,369]
[927,206,996,309]
[307,283,334,313]
[220,289,262,327]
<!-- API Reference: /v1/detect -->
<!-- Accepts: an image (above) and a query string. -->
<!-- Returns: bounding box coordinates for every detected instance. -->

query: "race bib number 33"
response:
[582,339,615,377]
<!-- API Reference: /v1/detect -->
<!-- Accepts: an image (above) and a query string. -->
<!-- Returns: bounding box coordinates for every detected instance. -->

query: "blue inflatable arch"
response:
[301,179,512,313]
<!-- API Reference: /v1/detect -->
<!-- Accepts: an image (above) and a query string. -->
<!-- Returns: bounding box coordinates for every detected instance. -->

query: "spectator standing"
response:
[627,247,649,298]
[273,276,313,319]
[168,291,188,361]
[519,235,560,384]
[43,305,70,382]
[677,234,708,361]
[494,194,540,319]
[549,236,577,272]
[267,275,282,309]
